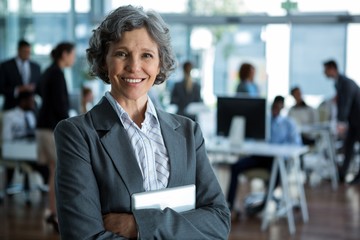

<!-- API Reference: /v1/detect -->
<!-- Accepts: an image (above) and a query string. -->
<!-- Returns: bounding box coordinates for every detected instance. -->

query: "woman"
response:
[54,5,230,239]
[36,42,76,232]
[236,62,259,96]
[170,61,202,120]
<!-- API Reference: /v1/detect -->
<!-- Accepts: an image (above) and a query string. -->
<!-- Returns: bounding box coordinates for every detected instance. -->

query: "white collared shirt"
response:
[105,92,170,191]
[2,107,36,141]
[16,57,30,84]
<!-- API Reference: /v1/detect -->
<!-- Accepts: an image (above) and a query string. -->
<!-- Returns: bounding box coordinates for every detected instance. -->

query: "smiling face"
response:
[105,27,160,105]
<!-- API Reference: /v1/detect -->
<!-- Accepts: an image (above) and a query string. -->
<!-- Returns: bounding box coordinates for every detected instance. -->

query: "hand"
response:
[18,84,35,92]
[336,122,347,137]
[102,213,138,238]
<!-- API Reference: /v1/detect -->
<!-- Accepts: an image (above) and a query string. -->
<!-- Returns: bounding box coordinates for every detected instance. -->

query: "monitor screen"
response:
[216,96,267,141]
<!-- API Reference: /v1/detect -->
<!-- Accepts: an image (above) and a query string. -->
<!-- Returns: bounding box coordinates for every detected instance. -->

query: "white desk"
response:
[2,140,37,161]
[1,140,38,202]
[206,139,309,235]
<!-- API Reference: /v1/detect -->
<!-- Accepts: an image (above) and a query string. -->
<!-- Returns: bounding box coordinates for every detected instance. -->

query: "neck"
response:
[112,93,148,128]
[185,75,193,92]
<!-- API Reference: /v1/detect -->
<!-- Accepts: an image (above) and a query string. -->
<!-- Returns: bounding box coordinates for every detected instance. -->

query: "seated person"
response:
[80,86,94,114]
[226,95,302,219]
[2,91,37,140]
[2,91,49,193]
[236,63,259,97]
[288,86,319,146]
[170,61,202,120]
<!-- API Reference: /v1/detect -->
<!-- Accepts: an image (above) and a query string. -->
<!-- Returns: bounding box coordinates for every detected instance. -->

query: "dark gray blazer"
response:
[54,97,230,239]
[336,74,360,129]
[0,58,41,110]
[170,81,202,117]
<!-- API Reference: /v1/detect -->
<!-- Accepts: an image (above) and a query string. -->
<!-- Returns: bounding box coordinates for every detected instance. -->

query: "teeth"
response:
[124,78,142,83]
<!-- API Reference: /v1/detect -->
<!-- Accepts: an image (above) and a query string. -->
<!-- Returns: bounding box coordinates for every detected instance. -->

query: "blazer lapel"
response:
[90,98,188,192]
[11,59,23,85]
[157,111,187,188]
[90,97,144,193]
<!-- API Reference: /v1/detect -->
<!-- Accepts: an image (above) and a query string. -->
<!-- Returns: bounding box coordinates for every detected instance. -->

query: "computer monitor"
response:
[216,96,267,141]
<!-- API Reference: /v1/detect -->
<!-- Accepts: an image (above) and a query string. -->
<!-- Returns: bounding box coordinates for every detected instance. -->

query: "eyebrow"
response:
[113,45,158,54]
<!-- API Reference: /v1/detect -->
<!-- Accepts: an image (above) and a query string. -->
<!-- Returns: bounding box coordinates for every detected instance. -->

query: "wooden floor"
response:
[0,181,359,240]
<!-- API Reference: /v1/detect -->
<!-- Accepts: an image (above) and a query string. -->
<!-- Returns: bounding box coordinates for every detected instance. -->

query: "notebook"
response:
[131,184,196,213]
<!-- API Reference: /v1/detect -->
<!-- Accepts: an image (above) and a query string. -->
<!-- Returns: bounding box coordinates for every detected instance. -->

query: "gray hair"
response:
[86,5,176,84]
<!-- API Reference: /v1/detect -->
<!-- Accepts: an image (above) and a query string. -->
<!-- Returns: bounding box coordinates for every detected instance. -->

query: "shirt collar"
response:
[105,91,159,127]
[16,57,28,64]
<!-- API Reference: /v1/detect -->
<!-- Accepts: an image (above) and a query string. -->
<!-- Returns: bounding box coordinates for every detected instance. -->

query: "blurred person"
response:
[80,86,94,113]
[323,59,360,185]
[2,91,49,193]
[36,42,76,232]
[54,5,230,239]
[170,60,202,120]
[288,86,319,146]
[227,95,302,220]
[236,62,259,97]
[318,94,337,124]
[0,39,41,111]
[2,91,36,141]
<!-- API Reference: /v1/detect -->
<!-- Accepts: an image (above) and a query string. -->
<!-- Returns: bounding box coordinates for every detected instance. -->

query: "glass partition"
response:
[289,24,346,102]
[0,0,360,110]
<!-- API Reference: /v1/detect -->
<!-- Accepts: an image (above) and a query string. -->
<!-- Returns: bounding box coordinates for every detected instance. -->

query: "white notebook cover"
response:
[131,184,196,213]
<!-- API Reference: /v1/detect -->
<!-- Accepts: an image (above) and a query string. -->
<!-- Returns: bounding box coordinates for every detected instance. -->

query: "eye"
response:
[114,51,127,57]
[143,53,153,59]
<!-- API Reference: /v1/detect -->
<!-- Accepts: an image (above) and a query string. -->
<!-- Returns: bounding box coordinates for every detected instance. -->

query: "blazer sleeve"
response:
[133,122,231,239]
[30,62,42,97]
[0,60,21,102]
[337,77,356,123]
[55,115,230,239]
[55,120,125,239]
[51,71,69,120]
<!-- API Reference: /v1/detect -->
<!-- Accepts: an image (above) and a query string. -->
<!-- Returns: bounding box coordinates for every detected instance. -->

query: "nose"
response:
[125,56,141,72]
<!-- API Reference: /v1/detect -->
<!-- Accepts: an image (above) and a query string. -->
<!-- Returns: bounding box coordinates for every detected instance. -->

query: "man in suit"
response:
[0,39,41,110]
[324,59,360,185]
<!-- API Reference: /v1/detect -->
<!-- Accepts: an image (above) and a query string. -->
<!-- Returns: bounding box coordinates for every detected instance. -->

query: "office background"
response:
[1,0,360,110]
[1,1,360,239]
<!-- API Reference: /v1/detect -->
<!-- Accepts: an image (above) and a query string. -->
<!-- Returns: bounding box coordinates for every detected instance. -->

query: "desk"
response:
[2,140,37,161]
[301,123,338,190]
[1,140,38,203]
[206,139,309,235]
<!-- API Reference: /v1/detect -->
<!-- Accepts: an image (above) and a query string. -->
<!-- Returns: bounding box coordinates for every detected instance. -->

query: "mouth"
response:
[122,78,145,83]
